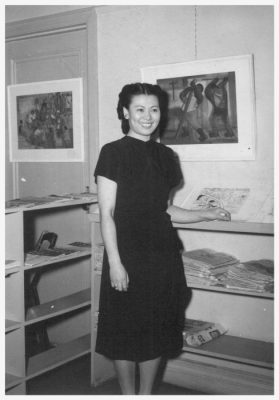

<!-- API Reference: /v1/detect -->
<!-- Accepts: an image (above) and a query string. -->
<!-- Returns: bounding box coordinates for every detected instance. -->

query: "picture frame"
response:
[141,55,256,161]
[7,78,84,162]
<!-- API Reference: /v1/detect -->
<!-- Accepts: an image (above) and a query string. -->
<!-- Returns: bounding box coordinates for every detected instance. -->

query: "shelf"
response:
[188,284,274,299]
[25,288,91,324]
[173,220,274,235]
[89,212,273,235]
[24,249,91,271]
[5,373,24,390]
[5,266,20,276]
[5,198,97,213]
[182,335,273,368]
[26,334,91,380]
[5,319,22,333]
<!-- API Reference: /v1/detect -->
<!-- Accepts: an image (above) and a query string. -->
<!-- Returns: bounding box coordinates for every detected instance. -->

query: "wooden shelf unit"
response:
[89,210,274,394]
[5,199,96,394]
[165,220,274,395]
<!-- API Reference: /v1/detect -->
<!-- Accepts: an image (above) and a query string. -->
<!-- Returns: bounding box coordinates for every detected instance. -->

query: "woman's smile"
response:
[124,94,161,140]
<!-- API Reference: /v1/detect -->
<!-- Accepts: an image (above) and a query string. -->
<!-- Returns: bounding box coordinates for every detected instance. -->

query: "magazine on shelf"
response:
[5,193,97,211]
[25,247,80,266]
[68,241,91,248]
[180,186,271,222]
[183,318,227,347]
[182,248,239,269]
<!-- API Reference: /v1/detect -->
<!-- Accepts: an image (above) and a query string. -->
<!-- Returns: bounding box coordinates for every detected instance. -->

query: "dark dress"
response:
[94,135,188,362]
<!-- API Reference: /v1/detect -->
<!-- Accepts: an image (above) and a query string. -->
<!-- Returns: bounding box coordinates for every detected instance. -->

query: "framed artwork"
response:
[7,78,84,162]
[141,55,256,161]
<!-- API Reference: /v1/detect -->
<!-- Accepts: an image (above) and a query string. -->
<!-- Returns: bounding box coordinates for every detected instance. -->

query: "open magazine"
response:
[180,187,272,222]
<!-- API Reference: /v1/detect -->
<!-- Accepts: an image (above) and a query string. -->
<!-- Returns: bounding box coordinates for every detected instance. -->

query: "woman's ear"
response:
[123,107,129,119]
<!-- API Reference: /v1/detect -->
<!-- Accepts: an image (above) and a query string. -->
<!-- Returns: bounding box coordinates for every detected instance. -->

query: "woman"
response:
[94,83,230,395]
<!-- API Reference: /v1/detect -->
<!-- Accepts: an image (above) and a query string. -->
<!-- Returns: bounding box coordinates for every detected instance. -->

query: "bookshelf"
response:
[164,220,274,395]
[5,198,97,394]
[89,210,274,394]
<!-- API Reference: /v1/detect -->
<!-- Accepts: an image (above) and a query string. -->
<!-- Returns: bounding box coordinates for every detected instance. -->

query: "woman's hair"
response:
[117,82,168,134]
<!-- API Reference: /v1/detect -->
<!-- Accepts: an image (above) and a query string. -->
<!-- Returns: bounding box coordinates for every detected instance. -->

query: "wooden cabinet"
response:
[5,199,96,394]
[89,211,274,394]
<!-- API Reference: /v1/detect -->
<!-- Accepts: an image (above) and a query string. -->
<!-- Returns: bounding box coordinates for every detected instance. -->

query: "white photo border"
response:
[141,55,256,161]
[7,78,84,162]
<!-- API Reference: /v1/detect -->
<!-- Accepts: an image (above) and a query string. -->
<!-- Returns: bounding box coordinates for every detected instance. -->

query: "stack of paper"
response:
[182,248,239,287]
[25,247,80,266]
[219,259,274,293]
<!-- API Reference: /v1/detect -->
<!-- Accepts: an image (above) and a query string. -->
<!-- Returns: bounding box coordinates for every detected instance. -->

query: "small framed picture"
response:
[7,78,84,162]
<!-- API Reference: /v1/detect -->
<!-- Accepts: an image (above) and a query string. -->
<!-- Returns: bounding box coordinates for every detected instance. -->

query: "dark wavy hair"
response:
[117,82,168,135]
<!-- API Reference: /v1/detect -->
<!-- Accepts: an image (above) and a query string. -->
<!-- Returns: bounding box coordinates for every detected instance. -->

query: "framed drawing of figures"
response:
[7,78,84,162]
[141,55,256,161]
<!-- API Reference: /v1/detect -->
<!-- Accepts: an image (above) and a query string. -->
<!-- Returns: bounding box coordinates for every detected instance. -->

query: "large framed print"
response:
[141,55,256,161]
[7,78,84,162]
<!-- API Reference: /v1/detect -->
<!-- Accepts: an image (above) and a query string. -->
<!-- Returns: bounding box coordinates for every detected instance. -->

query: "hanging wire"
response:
[194,5,198,60]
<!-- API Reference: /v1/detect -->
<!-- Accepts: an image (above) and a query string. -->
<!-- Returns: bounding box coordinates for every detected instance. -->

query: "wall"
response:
[5,5,91,23]
[96,5,274,205]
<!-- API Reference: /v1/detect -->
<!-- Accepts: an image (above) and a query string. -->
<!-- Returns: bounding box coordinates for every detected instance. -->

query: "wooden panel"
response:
[5,211,24,262]
[186,289,274,342]
[164,356,273,395]
[5,271,24,323]
[6,381,26,394]
[183,335,273,368]
[6,328,25,379]
[25,288,91,324]
[27,334,90,379]
[173,221,273,235]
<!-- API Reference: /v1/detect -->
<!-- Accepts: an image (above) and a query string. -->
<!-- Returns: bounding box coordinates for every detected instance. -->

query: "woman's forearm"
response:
[100,213,121,264]
[167,204,230,223]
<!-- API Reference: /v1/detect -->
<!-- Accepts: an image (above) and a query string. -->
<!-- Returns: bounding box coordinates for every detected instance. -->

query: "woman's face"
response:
[124,94,161,140]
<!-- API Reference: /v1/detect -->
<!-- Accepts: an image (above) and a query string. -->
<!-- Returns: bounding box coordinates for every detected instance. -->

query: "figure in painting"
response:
[175,79,210,142]
[204,77,234,138]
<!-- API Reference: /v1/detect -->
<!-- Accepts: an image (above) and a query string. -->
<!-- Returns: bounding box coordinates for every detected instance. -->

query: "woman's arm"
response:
[167,204,231,224]
[97,175,129,291]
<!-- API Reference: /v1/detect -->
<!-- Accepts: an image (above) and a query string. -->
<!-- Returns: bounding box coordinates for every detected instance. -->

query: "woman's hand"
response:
[109,261,129,292]
[203,207,231,222]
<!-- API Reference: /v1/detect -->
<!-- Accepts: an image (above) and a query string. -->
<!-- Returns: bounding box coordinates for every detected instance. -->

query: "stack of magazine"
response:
[25,247,80,267]
[219,259,274,293]
[183,318,227,348]
[182,248,239,287]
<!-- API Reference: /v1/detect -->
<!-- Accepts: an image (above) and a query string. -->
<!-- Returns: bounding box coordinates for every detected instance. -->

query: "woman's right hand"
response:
[109,261,129,292]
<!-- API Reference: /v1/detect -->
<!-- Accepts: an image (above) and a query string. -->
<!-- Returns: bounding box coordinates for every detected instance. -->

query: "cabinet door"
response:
[6,26,89,199]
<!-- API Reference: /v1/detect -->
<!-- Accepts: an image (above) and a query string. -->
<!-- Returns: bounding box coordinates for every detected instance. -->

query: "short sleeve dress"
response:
[94,135,188,362]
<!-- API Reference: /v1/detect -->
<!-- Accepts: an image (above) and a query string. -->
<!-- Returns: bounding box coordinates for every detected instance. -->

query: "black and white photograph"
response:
[4,2,276,397]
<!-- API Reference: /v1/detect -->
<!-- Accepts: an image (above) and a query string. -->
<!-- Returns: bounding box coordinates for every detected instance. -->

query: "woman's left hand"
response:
[204,207,231,222]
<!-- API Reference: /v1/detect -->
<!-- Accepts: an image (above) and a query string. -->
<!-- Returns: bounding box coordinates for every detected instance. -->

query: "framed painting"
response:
[141,55,256,161]
[7,78,84,162]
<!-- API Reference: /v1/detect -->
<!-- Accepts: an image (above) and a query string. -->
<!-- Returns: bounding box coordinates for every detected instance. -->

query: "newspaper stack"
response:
[183,318,227,347]
[182,248,239,287]
[219,259,274,293]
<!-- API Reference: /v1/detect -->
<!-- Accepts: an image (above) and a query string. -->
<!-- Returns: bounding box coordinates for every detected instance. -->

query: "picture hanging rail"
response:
[7,77,84,162]
[141,54,256,161]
